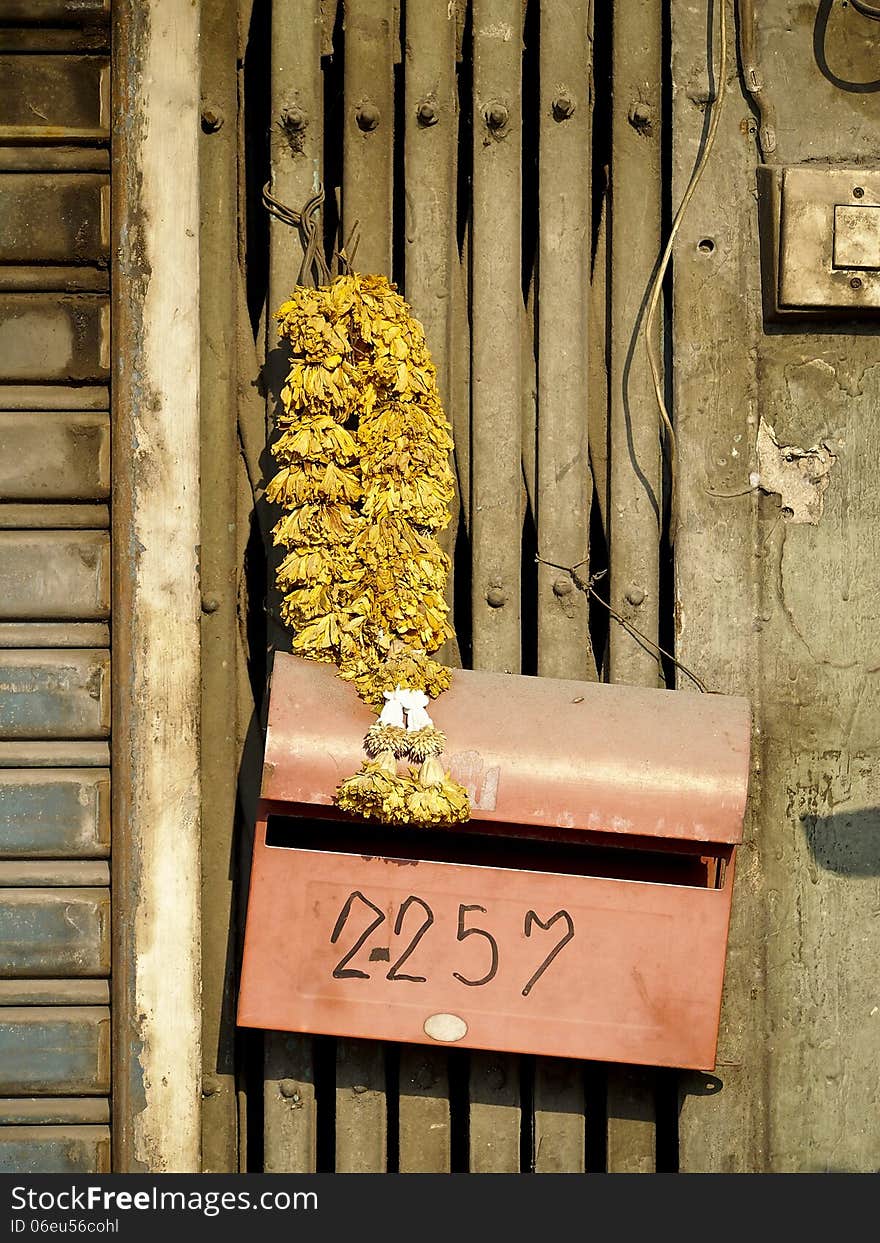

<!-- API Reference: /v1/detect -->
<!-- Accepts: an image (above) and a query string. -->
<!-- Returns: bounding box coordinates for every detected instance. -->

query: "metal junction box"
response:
[238,654,751,1071]
[761,164,880,317]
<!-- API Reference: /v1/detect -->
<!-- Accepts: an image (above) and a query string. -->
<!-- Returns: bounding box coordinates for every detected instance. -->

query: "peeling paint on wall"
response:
[755,417,837,524]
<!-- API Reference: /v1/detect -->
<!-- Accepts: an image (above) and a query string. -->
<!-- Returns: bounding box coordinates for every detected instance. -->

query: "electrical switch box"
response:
[763,165,880,315]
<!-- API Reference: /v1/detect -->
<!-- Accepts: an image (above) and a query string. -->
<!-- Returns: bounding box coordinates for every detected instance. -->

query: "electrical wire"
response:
[737,0,778,160]
[814,0,880,91]
[535,557,712,693]
[851,0,880,21]
[642,0,727,545]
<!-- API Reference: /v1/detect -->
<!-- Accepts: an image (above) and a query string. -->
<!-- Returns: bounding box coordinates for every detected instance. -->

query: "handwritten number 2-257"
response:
[330,892,573,993]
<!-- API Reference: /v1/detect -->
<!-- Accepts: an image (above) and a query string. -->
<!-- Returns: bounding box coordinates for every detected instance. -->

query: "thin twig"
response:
[536,554,712,694]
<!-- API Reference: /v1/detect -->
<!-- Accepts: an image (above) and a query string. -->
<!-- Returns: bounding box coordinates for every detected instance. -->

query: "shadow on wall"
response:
[801,807,880,877]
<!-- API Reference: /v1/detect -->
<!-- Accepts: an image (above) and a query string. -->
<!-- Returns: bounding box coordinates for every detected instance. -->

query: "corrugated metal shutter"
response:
[0,0,111,1174]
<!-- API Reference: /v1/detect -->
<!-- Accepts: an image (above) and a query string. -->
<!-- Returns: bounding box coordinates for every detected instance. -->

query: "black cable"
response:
[814,0,880,92]
[851,0,880,21]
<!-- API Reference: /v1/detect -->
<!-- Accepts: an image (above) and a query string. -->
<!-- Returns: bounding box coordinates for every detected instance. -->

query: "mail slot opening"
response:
[265,812,730,891]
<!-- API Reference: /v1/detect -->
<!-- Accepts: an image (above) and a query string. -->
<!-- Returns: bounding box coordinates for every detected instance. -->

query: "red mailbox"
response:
[238,653,750,1071]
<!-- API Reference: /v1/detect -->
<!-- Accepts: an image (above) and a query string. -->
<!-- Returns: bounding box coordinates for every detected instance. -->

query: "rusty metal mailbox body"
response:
[238,653,751,1070]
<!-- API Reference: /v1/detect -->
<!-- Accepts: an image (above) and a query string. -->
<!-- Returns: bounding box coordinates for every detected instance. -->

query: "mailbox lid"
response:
[262,654,750,845]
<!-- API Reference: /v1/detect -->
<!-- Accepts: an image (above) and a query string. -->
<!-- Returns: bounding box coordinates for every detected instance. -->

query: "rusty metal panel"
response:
[0,296,109,383]
[0,532,109,619]
[0,741,109,767]
[0,174,108,266]
[0,0,109,20]
[0,1125,110,1173]
[0,29,109,54]
[0,147,109,172]
[0,650,110,739]
[0,55,109,142]
[0,766,110,862]
[0,888,109,976]
[0,384,108,410]
[0,979,109,1006]
[0,1006,109,1094]
[263,655,750,846]
[0,861,109,886]
[0,1098,109,1124]
[0,267,109,293]
[0,623,110,647]
[0,507,110,531]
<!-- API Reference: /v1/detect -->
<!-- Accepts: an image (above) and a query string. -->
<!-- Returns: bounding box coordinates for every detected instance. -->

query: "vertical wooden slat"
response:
[269,0,324,309]
[398,1045,450,1174]
[399,1,458,1168]
[342,0,395,276]
[263,1032,317,1173]
[468,0,523,1171]
[471,0,523,675]
[606,1064,656,1174]
[530,0,594,1174]
[608,1,662,685]
[200,0,241,1173]
[335,1038,387,1172]
[469,1050,520,1173]
[605,0,663,1174]
[535,0,594,682]
[262,0,324,1172]
[533,1058,586,1174]
[334,0,397,1172]
[405,0,461,678]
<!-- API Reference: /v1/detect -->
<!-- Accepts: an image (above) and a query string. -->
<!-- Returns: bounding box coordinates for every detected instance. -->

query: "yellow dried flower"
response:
[267,271,470,826]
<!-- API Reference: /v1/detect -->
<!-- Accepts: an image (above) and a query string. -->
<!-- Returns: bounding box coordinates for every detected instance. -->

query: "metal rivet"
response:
[625,586,646,607]
[201,107,223,132]
[356,102,381,132]
[485,103,509,131]
[278,1079,299,1099]
[281,105,306,132]
[628,101,653,130]
[552,576,573,597]
[352,1083,369,1095]
[486,585,507,608]
[853,185,865,199]
[201,597,219,614]
[552,95,576,121]
[417,100,439,127]
[851,276,864,291]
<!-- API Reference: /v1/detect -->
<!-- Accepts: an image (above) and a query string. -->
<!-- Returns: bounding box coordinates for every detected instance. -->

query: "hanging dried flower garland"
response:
[266,272,470,827]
